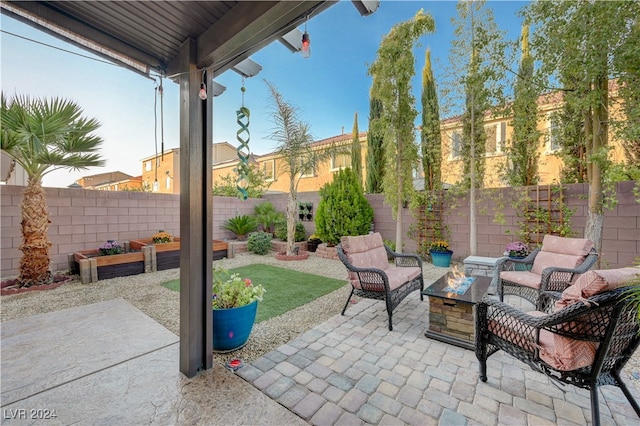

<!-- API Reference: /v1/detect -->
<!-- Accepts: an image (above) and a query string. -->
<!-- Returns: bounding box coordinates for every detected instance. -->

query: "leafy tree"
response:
[264,80,334,255]
[368,9,435,252]
[1,95,104,287]
[365,97,384,194]
[350,112,362,187]
[315,168,373,246]
[212,164,271,198]
[420,48,442,191]
[613,18,640,166]
[503,23,541,187]
[523,0,640,259]
[442,0,507,255]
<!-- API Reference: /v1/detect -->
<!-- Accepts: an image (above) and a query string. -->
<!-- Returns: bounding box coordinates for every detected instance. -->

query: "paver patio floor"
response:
[1,294,638,425]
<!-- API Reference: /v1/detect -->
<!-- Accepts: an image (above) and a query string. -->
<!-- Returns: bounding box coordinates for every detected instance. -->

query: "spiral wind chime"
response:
[236,79,251,200]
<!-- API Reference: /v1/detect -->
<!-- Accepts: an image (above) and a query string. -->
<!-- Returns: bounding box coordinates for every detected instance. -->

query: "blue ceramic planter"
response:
[430,250,453,268]
[212,300,258,352]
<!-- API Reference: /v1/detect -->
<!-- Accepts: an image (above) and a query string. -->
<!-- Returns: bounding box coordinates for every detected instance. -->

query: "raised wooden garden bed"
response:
[72,249,146,283]
[130,238,229,271]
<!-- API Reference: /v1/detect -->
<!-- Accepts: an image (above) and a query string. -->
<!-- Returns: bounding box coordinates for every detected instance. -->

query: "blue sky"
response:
[1,1,527,188]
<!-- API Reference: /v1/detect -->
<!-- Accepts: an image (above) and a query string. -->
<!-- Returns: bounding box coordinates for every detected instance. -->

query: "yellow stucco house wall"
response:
[213,132,368,194]
[440,82,627,188]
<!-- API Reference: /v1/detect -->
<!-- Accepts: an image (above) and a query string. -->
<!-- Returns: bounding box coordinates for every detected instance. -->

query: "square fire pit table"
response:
[422,273,491,350]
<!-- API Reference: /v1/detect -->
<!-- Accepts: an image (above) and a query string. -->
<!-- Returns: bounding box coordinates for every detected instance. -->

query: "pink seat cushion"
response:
[488,310,598,371]
[500,271,542,289]
[384,266,422,291]
[531,235,593,276]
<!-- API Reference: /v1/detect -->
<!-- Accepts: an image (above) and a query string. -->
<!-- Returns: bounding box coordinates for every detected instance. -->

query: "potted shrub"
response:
[307,234,322,252]
[223,215,258,240]
[504,241,530,259]
[430,240,453,267]
[212,266,266,351]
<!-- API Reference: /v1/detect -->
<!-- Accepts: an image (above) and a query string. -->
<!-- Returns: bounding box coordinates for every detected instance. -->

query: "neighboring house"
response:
[0,150,28,186]
[440,81,628,188]
[141,142,238,194]
[75,171,138,190]
[91,175,144,191]
[212,132,368,193]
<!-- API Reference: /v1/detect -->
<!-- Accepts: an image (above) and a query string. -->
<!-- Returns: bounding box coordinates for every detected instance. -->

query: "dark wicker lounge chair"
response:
[337,233,424,331]
[496,234,597,309]
[476,268,640,426]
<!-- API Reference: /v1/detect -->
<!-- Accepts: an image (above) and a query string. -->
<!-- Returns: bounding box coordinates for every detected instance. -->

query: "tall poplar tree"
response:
[443,0,507,255]
[523,0,640,260]
[350,112,363,187]
[368,9,435,252]
[503,23,540,187]
[365,97,384,193]
[420,48,442,191]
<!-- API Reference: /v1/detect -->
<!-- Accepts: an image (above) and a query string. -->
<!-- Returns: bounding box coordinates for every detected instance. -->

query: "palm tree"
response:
[1,95,104,287]
[264,81,336,256]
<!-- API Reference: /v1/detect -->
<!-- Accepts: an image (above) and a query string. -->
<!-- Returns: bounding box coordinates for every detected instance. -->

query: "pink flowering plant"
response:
[504,241,530,258]
[98,240,124,256]
[212,266,266,309]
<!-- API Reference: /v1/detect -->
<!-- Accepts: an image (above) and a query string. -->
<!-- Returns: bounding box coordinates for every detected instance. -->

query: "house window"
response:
[166,176,171,189]
[451,131,462,159]
[331,153,350,171]
[484,122,506,155]
[485,125,497,154]
[547,113,561,152]
[152,180,159,192]
[145,161,152,172]
[261,160,275,181]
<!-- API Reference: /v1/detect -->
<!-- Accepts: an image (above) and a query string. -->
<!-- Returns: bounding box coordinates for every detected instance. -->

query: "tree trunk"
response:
[396,134,404,253]
[584,74,608,267]
[19,178,52,286]
[286,193,297,256]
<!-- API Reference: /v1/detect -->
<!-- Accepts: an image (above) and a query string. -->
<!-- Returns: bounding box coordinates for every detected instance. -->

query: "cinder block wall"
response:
[1,182,638,279]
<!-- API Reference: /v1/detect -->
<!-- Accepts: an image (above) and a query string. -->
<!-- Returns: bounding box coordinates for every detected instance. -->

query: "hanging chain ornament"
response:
[236,78,251,200]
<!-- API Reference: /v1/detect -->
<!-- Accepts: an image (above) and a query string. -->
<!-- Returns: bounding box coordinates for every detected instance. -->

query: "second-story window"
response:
[451,131,462,159]
[547,113,561,152]
[145,160,152,172]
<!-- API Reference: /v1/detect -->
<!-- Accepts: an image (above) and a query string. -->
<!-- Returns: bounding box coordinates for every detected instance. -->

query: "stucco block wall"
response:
[1,182,638,279]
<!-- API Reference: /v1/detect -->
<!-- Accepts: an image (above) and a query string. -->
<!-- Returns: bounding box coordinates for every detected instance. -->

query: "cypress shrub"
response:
[315,167,374,246]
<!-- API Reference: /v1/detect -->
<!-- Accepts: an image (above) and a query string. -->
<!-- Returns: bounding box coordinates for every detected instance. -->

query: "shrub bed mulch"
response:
[1,275,74,296]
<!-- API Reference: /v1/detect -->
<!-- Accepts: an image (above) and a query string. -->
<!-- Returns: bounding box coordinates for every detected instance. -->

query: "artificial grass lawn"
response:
[161,264,347,323]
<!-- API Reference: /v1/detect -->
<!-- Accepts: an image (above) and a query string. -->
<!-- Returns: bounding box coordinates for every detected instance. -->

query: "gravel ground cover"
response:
[2,252,638,390]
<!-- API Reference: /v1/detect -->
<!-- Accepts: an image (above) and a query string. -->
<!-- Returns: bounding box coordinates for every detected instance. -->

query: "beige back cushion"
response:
[531,235,594,276]
[341,233,388,272]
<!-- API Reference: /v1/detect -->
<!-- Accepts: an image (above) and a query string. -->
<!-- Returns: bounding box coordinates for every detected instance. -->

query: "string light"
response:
[301,18,311,59]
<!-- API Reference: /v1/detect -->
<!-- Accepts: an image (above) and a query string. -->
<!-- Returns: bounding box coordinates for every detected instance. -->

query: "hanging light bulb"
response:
[301,17,311,59]
[301,31,311,58]
[199,82,207,100]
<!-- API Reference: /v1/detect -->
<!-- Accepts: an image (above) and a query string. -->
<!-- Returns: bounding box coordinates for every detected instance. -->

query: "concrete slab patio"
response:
[1,295,639,425]
[0,299,304,425]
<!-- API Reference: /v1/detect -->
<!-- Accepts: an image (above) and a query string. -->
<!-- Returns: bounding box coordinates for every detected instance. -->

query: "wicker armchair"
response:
[496,234,597,309]
[337,233,424,331]
[476,268,640,426]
